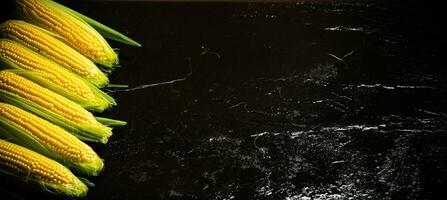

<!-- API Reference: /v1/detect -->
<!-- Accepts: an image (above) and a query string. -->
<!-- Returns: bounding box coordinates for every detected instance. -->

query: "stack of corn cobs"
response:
[0,0,140,197]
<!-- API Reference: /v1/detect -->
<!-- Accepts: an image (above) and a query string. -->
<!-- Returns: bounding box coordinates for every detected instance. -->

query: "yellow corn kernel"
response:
[0,70,112,143]
[0,140,88,197]
[0,39,114,112]
[16,0,118,67]
[0,20,108,87]
[0,102,104,175]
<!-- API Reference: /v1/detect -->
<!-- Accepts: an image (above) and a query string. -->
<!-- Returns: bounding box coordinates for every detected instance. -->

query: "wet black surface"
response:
[1,1,446,199]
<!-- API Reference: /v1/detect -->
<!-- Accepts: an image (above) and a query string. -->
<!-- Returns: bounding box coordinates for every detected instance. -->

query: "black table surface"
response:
[0,1,446,199]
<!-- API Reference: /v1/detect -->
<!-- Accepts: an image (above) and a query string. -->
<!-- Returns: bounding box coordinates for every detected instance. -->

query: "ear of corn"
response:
[0,39,115,112]
[0,70,127,143]
[0,103,104,176]
[0,140,88,197]
[0,20,109,87]
[48,1,141,47]
[16,0,119,68]
[0,86,112,144]
[14,68,115,113]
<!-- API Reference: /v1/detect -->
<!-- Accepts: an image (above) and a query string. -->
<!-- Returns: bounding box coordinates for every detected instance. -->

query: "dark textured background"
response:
[0,1,446,199]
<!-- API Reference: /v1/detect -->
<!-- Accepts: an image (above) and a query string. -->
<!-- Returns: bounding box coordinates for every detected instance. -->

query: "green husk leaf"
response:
[49,0,141,47]
[78,177,95,187]
[95,117,127,126]
[0,126,10,140]
[0,57,17,70]
[0,89,111,143]
[107,84,129,88]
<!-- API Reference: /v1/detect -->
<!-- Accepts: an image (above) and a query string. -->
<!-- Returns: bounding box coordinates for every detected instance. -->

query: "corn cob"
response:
[0,103,104,176]
[0,140,88,197]
[0,20,109,87]
[16,0,122,68]
[0,39,115,112]
[0,70,125,144]
[55,0,142,48]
